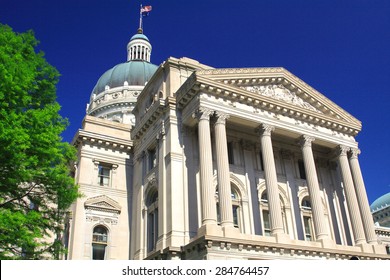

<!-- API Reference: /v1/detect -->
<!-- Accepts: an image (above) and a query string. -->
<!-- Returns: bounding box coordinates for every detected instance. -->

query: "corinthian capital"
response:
[257,123,275,136]
[349,148,361,159]
[299,135,315,148]
[192,107,214,121]
[214,111,230,125]
[337,145,351,157]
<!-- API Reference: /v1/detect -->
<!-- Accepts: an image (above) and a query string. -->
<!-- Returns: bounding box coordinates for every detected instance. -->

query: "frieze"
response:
[241,84,321,113]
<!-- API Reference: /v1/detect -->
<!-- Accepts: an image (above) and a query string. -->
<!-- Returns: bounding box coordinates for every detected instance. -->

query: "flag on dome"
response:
[141,5,152,17]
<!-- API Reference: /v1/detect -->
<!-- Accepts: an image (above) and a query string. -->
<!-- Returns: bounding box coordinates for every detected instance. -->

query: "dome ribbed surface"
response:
[370,192,390,212]
[92,61,158,95]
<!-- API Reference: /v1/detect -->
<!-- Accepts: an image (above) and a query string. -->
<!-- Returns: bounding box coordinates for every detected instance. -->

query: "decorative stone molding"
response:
[84,195,122,214]
[193,107,214,121]
[350,148,361,159]
[214,111,230,125]
[241,84,321,113]
[257,123,275,136]
[299,135,315,148]
[338,145,351,156]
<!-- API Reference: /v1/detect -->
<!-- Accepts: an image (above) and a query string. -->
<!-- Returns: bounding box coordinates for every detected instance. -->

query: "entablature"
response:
[176,68,362,137]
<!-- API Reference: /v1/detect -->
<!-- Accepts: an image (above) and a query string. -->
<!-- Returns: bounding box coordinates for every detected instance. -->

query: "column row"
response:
[195,108,376,245]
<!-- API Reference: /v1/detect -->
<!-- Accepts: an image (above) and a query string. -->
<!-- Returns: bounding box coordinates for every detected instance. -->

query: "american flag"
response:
[141,5,152,17]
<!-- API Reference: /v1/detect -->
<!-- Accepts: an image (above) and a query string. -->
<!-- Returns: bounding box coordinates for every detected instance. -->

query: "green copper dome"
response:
[370,192,390,212]
[92,61,158,95]
[91,28,157,95]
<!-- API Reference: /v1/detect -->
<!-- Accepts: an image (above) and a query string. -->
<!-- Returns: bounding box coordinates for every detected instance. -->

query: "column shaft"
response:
[196,108,217,225]
[337,145,366,245]
[300,135,329,240]
[349,148,377,244]
[259,124,284,235]
[214,113,234,227]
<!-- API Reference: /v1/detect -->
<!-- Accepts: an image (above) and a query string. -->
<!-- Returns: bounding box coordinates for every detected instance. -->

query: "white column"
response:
[337,145,366,245]
[258,124,284,235]
[349,148,377,244]
[300,135,329,240]
[195,108,217,225]
[214,112,234,228]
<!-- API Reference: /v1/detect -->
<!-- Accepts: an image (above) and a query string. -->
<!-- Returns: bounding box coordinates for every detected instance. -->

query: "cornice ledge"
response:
[73,130,133,151]
[132,99,165,140]
[196,67,286,77]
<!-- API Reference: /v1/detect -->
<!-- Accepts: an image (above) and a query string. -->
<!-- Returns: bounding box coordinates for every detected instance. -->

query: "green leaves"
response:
[0,24,79,259]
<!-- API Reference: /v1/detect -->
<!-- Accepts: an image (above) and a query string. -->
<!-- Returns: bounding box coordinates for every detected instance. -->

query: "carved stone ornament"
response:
[241,84,321,113]
[214,111,230,125]
[300,135,315,148]
[192,107,214,121]
[338,145,350,157]
[84,195,122,214]
[257,123,275,136]
[349,148,361,159]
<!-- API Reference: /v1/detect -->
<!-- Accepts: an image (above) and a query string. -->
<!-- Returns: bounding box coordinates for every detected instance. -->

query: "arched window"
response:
[260,191,271,236]
[301,196,314,241]
[92,225,108,260]
[146,190,158,253]
[231,188,240,228]
[215,184,243,230]
[259,190,288,236]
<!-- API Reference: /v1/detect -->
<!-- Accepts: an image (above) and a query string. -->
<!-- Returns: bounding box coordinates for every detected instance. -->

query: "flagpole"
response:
[139,4,143,32]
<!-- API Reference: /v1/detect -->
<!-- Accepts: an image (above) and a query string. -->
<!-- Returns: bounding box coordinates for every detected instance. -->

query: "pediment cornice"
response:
[84,195,121,214]
[176,67,361,136]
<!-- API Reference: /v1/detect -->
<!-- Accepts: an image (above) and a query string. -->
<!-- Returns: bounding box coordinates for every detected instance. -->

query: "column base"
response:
[373,243,387,255]
[274,232,290,243]
[318,238,335,249]
[222,226,240,238]
[357,242,373,254]
[197,224,222,236]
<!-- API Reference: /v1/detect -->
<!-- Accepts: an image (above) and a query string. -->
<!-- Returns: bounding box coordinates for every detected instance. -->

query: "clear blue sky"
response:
[1,0,389,204]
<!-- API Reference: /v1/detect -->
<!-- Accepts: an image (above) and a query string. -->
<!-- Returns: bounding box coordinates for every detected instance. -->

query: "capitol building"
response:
[65,27,390,260]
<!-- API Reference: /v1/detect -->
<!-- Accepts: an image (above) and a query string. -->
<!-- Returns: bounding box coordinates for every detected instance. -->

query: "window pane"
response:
[98,165,110,186]
[92,244,106,260]
[304,216,312,241]
[263,210,271,236]
[232,205,239,227]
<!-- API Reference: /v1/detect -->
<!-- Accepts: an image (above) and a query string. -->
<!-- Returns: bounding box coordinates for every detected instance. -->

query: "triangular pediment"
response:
[182,67,361,135]
[84,195,121,214]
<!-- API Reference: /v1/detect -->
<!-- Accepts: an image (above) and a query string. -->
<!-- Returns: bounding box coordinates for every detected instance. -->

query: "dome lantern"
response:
[127,28,152,62]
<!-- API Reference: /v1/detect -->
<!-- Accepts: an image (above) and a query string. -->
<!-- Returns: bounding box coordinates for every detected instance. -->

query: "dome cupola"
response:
[86,28,158,125]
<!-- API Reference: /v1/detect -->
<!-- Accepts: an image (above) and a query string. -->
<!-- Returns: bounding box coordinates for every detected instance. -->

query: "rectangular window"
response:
[259,150,264,171]
[303,216,313,241]
[232,205,239,228]
[227,142,234,164]
[298,159,306,180]
[148,148,157,170]
[263,210,271,236]
[98,165,111,186]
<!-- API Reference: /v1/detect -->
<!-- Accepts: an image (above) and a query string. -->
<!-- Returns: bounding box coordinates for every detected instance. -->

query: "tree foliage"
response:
[0,24,79,259]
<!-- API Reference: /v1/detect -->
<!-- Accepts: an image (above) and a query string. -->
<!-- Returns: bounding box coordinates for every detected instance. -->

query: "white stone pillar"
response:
[337,145,366,245]
[214,112,234,228]
[195,108,217,225]
[300,135,329,240]
[349,148,377,244]
[258,124,284,235]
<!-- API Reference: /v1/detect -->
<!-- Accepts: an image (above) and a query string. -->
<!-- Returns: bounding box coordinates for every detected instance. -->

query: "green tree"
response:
[0,24,79,259]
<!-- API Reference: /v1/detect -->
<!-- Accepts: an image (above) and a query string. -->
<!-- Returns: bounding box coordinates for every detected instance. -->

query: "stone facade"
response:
[66,33,390,260]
